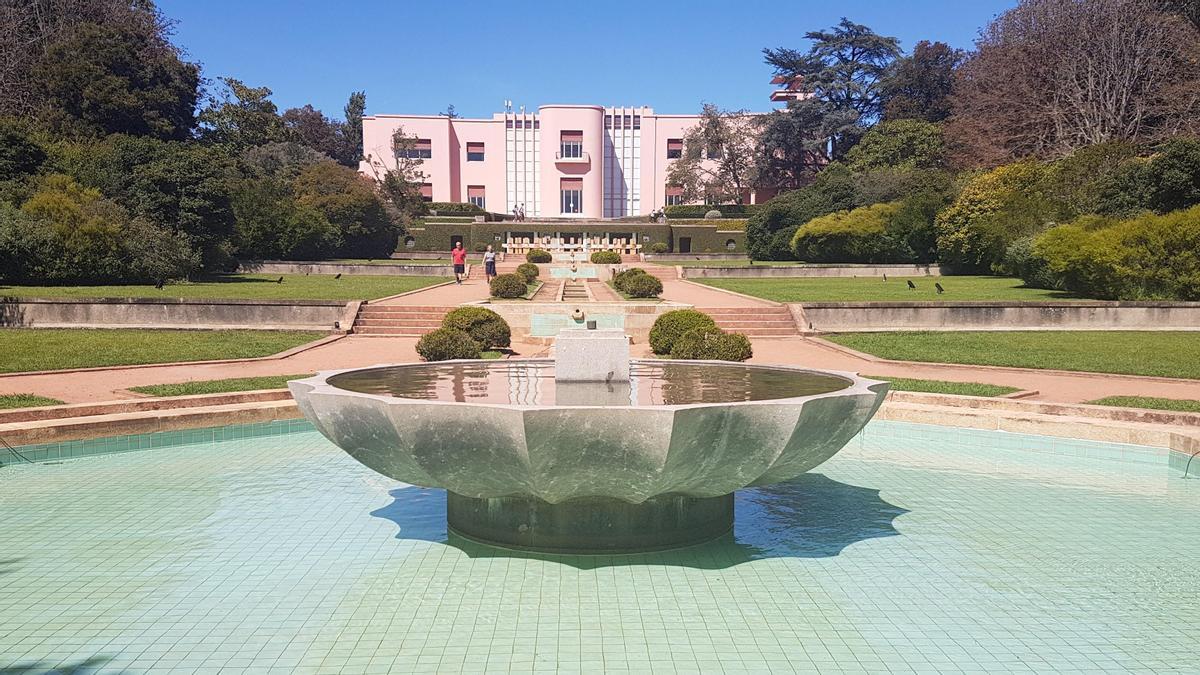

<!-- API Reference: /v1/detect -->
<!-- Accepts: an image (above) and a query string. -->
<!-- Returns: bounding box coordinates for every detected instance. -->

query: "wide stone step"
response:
[354,326,434,335]
[355,319,444,328]
[732,328,800,336]
[701,307,791,315]
[713,320,797,328]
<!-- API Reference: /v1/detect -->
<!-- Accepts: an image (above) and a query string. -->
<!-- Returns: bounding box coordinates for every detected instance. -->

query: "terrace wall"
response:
[240,261,453,276]
[683,264,941,278]
[795,301,1200,332]
[0,298,354,331]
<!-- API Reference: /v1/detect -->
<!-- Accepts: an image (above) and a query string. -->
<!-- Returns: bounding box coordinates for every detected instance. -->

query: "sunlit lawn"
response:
[694,276,1076,302]
[0,274,449,301]
[0,394,65,409]
[1087,396,1200,413]
[0,329,325,373]
[866,375,1021,397]
[830,331,1200,379]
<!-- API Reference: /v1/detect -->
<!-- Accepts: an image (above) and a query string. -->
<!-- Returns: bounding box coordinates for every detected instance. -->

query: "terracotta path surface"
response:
[3,267,1199,406]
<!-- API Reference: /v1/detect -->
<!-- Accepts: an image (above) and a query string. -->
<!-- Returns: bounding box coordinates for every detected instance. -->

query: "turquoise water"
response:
[530,313,624,337]
[549,267,598,279]
[1,421,1197,673]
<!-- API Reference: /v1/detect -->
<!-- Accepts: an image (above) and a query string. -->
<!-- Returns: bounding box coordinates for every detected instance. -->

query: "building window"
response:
[726,239,737,251]
[398,139,432,159]
[665,185,684,207]
[705,143,723,160]
[466,142,485,161]
[666,138,683,159]
[420,183,433,202]
[560,131,583,158]
[467,185,486,210]
[560,178,582,214]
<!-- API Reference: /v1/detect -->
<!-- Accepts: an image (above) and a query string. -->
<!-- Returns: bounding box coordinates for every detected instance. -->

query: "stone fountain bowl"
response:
[290,359,888,552]
[289,360,888,504]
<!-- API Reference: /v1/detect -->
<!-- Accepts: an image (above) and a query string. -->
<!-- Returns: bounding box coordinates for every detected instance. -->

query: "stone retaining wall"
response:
[476,300,689,342]
[241,261,453,276]
[796,301,1200,332]
[683,264,941,278]
[0,298,354,331]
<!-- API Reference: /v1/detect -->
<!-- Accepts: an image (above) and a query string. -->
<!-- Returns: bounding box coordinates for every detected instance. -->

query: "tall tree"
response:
[340,91,366,167]
[948,0,1200,167]
[881,41,963,123]
[282,104,342,159]
[198,78,290,151]
[33,21,199,140]
[666,104,760,204]
[361,127,428,224]
[759,18,901,184]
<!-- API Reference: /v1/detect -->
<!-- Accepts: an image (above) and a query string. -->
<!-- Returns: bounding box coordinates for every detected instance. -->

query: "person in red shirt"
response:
[451,241,468,284]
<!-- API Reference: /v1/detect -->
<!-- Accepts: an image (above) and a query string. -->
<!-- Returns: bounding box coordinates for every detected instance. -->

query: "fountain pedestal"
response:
[447,493,733,553]
[554,328,630,382]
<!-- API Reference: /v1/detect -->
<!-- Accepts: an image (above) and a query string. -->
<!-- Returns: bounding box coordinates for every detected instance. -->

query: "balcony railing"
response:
[555,150,590,164]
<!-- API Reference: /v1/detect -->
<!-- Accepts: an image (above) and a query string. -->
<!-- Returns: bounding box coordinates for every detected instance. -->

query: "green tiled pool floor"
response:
[1,422,1198,673]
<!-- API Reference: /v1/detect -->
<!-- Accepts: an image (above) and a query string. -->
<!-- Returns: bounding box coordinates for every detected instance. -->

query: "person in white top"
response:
[483,245,498,281]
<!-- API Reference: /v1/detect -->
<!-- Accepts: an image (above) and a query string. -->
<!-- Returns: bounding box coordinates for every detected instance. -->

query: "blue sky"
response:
[159,0,1015,121]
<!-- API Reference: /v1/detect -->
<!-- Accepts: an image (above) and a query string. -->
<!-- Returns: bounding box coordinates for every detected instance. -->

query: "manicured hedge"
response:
[669,327,753,362]
[665,204,762,219]
[621,274,662,298]
[790,200,936,263]
[416,328,482,361]
[1024,204,1200,300]
[441,307,511,349]
[526,248,552,263]
[515,262,539,282]
[489,273,527,298]
[649,309,718,355]
[427,202,483,214]
[590,250,621,264]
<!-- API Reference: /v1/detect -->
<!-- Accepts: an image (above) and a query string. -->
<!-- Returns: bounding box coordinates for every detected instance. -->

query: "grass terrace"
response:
[866,376,1021,397]
[0,274,450,301]
[829,331,1200,380]
[1087,396,1200,413]
[0,329,325,374]
[0,394,65,409]
[694,276,1075,302]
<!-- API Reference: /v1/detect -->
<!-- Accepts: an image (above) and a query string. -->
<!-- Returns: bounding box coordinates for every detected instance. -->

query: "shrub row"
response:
[426,201,483,214]
[791,198,938,264]
[525,248,552,263]
[1017,205,1200,300]
[515,262,539,282]
[589,250,621,264]
[489,273,527,299]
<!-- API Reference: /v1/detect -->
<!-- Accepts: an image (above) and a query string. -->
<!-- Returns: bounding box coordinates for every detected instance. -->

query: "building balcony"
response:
[555,151,590,165]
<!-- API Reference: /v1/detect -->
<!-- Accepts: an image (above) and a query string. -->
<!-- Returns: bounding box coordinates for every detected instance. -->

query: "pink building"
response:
[359,104,775,219]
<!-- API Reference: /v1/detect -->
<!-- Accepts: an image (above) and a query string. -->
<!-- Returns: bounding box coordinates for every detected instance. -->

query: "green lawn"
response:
[655,260,807,268]
[0,329,325,374]
[0,274,449,301]
[1087,396,1200,413]
[829,331,1200,379]
[0,394,65,409]
[329,258,450,265]
[128,373,315,397]
[694,276,1075,302]
[866,375,1021,397]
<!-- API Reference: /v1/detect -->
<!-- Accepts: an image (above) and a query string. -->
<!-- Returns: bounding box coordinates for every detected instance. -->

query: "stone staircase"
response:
[352,304,455,336]
[699,306,800,338]
[562,280,589,302]
[636,265,678,281]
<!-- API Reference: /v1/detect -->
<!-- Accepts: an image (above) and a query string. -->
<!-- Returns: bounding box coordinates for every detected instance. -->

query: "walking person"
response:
[451,241,468,284]
[483,244,497,282]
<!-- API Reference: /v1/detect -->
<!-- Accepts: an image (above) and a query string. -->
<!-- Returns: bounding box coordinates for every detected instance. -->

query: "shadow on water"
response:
[0,656,113,675]
[0,558,22,576]
[370,473,908,570]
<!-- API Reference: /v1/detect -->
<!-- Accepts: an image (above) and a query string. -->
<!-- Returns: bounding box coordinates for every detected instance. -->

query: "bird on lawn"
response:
[334,273,342,279]
[154,279,164,290]
[936,282,945,295]
[907,280,916,290]
[883,273,887,281]
[276,276,284,284]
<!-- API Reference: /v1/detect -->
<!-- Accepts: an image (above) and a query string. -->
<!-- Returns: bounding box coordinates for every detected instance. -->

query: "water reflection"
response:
[331,361,850,407]
[369,474,908,570]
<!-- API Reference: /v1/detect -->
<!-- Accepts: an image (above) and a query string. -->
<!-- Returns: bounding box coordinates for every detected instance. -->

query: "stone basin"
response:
[289,360,888,552]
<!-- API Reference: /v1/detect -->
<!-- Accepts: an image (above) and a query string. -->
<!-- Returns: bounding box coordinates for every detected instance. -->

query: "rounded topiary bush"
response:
[648,309,717,355]
[670,328,753,362]
[649,242,669,254]
[416,328,482,361]
[516,262,540,282]
[489,273,527,299]
[611,267,649,294]
[590,250,621,264]
[526,248,552,263]
[704,209,723,219]
[621,274,662,299]
[441,306,511,349]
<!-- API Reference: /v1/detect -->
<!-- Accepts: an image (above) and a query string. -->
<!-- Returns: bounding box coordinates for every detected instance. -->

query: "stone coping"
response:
[290,359,885,412]
[2,296,350,306]
[799,300,1200,309]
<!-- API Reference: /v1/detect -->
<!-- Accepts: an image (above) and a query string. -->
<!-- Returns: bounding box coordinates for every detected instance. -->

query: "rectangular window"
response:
[398,139,432,159]
[560,178,582,214]
[705,143,723,160]
[560,131,583,158]
[467,185,486,210]
[420,183,433,202]
[666,138,683,159]
[466,142,485,161]
[665,185,684,206]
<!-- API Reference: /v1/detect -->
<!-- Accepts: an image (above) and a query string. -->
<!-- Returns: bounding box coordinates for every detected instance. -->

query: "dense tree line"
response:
[726,0,1200,298]
[0,1,421,284]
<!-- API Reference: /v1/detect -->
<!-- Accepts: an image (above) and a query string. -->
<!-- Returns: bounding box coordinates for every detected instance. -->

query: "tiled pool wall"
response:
[529,312,624,337]
[5,416,1191,476]
[548,266,598,279]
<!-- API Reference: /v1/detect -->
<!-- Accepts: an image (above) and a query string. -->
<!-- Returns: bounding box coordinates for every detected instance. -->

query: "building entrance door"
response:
[679,237,692,253]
